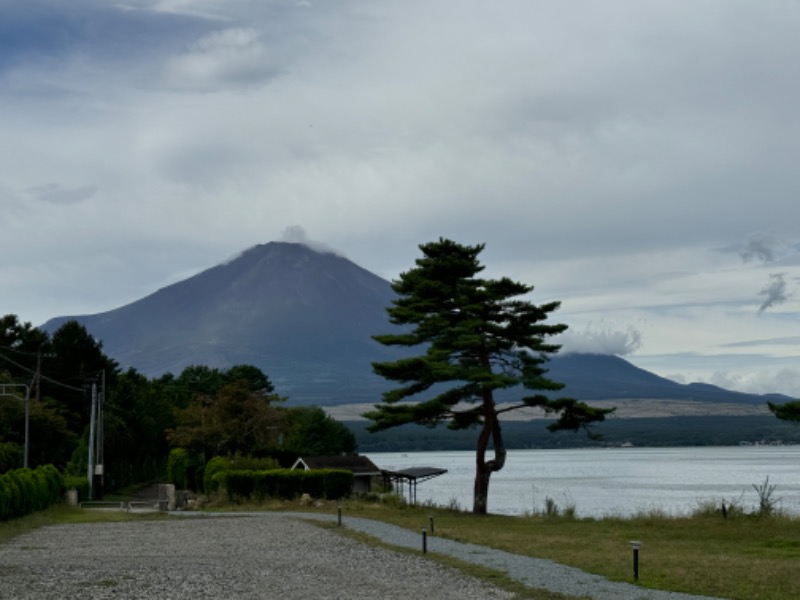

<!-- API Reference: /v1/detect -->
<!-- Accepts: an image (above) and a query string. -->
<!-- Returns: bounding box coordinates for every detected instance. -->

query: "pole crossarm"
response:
[0,383,31,468]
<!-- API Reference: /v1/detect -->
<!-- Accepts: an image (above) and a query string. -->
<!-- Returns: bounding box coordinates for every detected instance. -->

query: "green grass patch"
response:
[280,497,800,600]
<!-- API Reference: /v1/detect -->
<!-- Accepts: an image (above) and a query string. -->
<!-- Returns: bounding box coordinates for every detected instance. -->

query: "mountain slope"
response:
[546,353,787,404]
[42,242,402,402]
[41,241,787,408]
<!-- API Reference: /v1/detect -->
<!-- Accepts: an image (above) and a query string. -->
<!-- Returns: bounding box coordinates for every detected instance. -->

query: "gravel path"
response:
[0,511,729,600]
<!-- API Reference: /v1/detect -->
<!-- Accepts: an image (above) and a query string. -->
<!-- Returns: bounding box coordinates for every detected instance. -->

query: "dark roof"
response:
[292,455,381,475]
[382,467,448,482]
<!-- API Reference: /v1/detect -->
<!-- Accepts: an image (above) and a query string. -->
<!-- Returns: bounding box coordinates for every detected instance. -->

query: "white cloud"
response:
[279,225,346,257]
[557,324,642,356]
[710,367,800,398]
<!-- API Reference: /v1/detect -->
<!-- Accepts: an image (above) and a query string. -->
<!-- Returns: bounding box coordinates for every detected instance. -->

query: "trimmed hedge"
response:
[0,464,63,521]
[203,455,281,494]
[222,468,354,502]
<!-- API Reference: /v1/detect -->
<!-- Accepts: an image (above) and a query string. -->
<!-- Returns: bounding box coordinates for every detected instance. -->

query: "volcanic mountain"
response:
[41,242,787,409]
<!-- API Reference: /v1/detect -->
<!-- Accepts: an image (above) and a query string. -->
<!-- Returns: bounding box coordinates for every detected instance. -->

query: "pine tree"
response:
[365,238,612,514]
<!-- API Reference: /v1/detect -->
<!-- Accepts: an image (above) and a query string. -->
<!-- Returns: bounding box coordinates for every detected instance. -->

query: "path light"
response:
[421,527,428,553]
[337,503,342,527]
[629,540,642,581]
[429,514,435,534]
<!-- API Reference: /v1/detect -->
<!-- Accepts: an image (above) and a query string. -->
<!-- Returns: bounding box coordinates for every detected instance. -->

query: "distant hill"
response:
[41,242,788,409]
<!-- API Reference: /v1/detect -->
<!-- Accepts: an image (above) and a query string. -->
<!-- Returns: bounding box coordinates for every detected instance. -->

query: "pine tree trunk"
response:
[472,393,506,514]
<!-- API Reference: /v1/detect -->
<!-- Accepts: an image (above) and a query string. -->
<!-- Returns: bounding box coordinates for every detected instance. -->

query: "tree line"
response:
[0,314,355,493]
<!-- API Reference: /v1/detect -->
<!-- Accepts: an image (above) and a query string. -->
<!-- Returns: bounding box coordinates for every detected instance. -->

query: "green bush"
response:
[221,468,354,502]
[63,475,90,502]
[203,456,229,494]
[167,448,191,489]
[321,469,355,500]
[203,455,281,494]
[0,465,65,521]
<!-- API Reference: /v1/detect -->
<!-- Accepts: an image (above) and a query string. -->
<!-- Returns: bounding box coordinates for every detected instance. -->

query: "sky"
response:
[2,0,800,397]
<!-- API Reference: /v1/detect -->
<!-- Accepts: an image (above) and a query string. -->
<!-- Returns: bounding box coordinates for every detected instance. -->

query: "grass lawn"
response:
[280,498,800,600]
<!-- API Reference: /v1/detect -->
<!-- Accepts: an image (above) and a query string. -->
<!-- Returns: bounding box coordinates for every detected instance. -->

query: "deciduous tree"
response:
[365,238,612,514]
[283,406,357,456]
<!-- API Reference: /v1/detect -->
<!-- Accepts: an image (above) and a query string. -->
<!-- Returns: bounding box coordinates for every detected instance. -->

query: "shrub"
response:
[203,455,281,495]
[0,465,65,520]
[167,448,191,489]
[221,468,354,502]
[321,469,354,500]
[753,476,780,517]
[203,456,229,494]
[63,475,90,502]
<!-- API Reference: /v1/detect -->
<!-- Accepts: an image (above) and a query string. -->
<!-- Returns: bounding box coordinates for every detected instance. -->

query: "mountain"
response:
[41,241,787,408]
[545,353,788,404]
[42,242,402,404]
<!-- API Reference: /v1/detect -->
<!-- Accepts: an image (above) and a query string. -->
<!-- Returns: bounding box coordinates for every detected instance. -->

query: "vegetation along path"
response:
[283,511,727,600]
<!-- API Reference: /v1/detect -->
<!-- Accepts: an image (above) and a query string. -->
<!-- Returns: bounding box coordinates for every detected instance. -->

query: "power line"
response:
[0,352,84,392]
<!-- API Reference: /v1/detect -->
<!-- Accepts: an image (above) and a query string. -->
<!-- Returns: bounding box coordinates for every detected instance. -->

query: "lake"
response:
[365,446,800,517]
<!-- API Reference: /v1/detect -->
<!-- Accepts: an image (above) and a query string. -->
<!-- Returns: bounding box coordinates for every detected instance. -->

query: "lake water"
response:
[365,446,800,517]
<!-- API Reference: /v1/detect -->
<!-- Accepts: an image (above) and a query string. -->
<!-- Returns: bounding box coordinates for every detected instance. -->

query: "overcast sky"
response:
[2,0,800,396]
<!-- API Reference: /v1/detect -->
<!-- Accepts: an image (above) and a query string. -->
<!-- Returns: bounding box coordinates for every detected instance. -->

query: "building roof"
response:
[291,455,381,476]
[381,467,448,483]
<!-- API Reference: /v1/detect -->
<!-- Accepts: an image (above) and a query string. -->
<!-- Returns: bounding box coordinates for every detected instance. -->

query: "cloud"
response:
[279,225,346,257]
[161,27,280,92]
[758,273,789,313]
[722,336,800,348]
[26,184,98,205]
[556,324,643,356]
[710,367,800,398]
[740,232,777,263]
[2,1,800,397]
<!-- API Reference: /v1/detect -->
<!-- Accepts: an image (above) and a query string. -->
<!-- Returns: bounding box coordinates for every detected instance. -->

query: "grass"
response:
[265,496,800,600]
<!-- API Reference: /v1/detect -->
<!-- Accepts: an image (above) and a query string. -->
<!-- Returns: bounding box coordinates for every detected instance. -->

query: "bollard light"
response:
[429,514,435,534]
[629,541,641,581]
[422,527,428,554]
[337,503,342,527]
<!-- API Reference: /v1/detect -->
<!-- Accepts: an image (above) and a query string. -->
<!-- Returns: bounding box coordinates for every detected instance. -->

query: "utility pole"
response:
[96,371,105,496]
[87,382,97,500]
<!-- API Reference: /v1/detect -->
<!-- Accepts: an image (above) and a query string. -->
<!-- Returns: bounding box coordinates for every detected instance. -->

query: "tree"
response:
[364,238,612,514]
[166,380,286,461]
[47,320,119,432]
[283,406,357,456]
[768,400,800,425]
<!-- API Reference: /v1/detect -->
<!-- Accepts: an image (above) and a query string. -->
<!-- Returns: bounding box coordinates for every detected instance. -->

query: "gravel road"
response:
[0,511,728,600]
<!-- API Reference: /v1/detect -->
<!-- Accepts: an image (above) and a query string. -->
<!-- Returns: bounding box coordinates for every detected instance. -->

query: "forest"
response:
[0,314,356,494]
